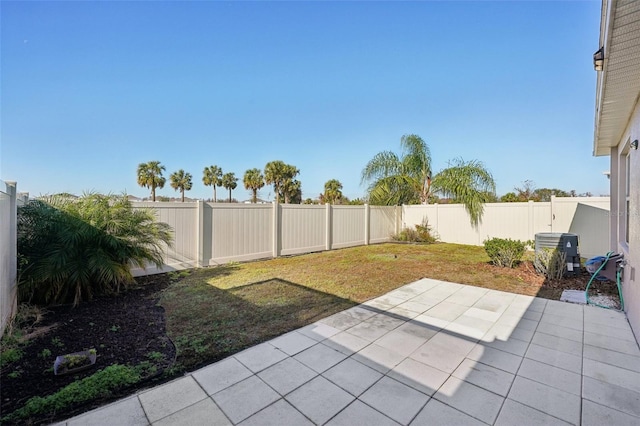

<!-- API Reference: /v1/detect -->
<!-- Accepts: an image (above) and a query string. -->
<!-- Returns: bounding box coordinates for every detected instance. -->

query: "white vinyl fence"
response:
[131,197,610,277]
[1,181,18,337]
[131,202,399,276]
[403,196,610,259]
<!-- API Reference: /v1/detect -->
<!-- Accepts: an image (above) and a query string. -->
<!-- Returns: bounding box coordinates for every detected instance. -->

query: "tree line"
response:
[137,134,500,224]
[136,160,308,204]
[499,180,594,202]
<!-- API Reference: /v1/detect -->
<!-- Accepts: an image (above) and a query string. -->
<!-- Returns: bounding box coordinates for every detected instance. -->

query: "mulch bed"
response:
[0,275,175,425]
[0,263,623,425]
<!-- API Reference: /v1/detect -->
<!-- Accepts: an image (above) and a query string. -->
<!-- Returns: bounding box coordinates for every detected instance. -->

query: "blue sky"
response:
[1,1,609,201]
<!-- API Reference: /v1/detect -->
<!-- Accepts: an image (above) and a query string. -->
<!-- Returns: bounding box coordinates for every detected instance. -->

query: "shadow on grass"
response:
[159,277,357,371]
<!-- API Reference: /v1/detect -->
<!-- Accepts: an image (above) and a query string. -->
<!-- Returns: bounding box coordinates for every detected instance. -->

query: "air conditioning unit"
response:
[534,232,580,276]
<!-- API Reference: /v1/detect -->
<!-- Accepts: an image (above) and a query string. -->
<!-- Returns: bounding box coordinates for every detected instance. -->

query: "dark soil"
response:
[0,263,622,425]
[0,275,176,425]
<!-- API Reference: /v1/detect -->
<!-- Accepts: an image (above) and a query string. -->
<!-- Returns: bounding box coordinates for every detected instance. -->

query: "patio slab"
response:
[57,279,640,425]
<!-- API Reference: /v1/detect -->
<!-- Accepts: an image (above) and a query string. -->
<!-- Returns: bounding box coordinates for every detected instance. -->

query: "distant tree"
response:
[202,165,223,203]
[500,192,519,202]
[283,178,302,204]
[514,180,539,201]
[222,172,238,202]
[170,169,193,202]
[157,196,170,202]
[347,198,365,205]
[533,188,570,202]
[264,161,300,203]
[303,198,315,205]
[243,168,265,203]
[361,134,495,226]
[322,179,344,204]
[137,161,166,202]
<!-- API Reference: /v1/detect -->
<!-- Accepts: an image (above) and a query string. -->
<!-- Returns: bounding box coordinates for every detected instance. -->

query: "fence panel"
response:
[402,197,610,258]
[131,202,198,275]
[370,206,397,243]
[480,203,536,243]
[0,181,17,337]
[280,204,326,256]
[208,203,273,264]
[332,206,366,249]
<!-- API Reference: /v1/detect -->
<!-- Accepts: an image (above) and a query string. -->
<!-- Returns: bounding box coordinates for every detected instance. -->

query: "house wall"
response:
[610,99,640,340]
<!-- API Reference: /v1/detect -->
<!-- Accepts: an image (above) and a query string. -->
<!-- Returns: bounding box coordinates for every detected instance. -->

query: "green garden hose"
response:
[585,251,625,311]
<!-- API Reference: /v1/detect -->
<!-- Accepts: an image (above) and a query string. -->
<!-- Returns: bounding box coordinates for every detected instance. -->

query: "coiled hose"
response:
[585,251,625,311]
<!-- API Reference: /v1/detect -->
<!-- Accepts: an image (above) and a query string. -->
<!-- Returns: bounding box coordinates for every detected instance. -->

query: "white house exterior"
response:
[593,0,640,339]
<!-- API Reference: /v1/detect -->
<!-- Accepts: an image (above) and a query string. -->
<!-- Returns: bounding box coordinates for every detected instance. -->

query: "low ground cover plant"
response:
[1,364,145,423]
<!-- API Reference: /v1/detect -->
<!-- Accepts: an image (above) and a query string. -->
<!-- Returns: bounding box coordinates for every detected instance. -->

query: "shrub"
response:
[534,248,566,280]
[483,238,527,268]
[393,220,438,243]
[17,193,173,306]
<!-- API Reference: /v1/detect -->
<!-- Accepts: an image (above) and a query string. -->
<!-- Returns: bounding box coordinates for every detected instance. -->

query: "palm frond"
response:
[432,158,496,227]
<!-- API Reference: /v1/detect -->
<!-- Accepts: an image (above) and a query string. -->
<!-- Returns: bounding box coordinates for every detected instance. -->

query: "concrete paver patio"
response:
[58,279,640,425]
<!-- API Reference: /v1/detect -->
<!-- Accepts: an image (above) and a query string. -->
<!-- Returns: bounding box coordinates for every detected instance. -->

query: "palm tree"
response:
[202,165,223,202]
[265,161,300,203]
[17,193,173,306]
[283,177,302,204]
[322,179,343,204]
[361,134,495,226]
[243,168,265,203]
[137,161,166,202]
[222,172,238,202]
[170,169,193,202]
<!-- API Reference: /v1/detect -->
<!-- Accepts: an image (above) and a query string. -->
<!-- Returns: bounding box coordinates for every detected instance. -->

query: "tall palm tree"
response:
[265,161,299,203]
[361,134,495,226]
[323,179,343,204]
[221,172,238,202]
[202,165,223,202]
[170,169,193,202]
[137,161,166,202]
[243,168,265,203]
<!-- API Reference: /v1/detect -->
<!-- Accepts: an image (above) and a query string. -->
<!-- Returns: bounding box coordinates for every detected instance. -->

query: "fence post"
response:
[4,182,18,337]
[550,195,556,233]
[395,205,402,235]
[272,201,280,258]
[528,200,534,240]
[325,203,332,250]
[364,204,370,245]
[196,200,205,267]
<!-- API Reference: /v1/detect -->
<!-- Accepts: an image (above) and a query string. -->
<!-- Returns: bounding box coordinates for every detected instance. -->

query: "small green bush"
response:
[483,238,527,268]
[534,248,566,280]
[0,348,23,368]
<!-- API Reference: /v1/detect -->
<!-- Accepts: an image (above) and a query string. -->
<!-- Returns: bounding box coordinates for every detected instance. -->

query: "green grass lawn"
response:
[159,242,544,371]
